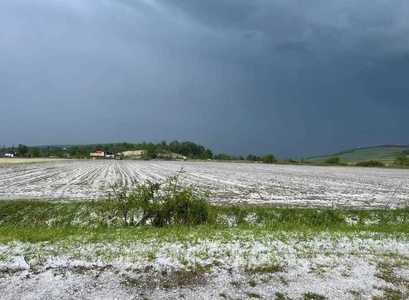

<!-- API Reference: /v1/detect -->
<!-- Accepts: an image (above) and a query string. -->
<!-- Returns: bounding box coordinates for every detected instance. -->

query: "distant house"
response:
[89,150,117,159]
[90,150,105,159]
[4,152,15,158]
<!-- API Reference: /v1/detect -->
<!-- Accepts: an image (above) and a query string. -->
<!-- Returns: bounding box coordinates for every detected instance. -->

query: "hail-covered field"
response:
[1,159,409,299]
[0,159,408,208]
[1,232,409,299]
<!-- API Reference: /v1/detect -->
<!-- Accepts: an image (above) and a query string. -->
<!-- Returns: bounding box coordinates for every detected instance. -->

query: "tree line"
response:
[0,141,277,163]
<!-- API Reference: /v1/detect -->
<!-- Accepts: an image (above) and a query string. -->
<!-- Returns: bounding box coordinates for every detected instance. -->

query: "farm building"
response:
[89,150,117,159]
[89,150,105,159]
[120,150,145,159]
[156,152,187,160]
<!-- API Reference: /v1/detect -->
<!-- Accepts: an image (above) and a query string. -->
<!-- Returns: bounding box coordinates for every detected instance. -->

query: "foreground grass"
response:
[1,200,409,299]
[0,200,408,243]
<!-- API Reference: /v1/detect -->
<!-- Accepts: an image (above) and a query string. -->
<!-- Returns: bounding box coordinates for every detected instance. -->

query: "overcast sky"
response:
[1,0,408,157]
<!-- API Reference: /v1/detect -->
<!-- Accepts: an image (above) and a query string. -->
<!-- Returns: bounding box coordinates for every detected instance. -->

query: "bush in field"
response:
[356,160,385,167]
[246,154,261,161]
[214,153,235,160]
[395,153,409,166]
[109,172,209,226]
[324,157,341,164]
[262,154,277,164]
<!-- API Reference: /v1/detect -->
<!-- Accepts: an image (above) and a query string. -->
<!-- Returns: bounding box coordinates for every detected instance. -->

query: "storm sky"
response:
[1,0,409,157]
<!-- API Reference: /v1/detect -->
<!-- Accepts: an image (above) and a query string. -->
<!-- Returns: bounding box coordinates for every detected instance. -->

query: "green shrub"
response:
[395,153,409,166]
[214,153,234,160]
[262,154,277,164]
[355,160,385,167]
[246,154,261,161]
[109,173,209,227]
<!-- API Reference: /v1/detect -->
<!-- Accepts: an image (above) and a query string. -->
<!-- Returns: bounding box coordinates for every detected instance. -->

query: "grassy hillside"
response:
[308,145,409,164]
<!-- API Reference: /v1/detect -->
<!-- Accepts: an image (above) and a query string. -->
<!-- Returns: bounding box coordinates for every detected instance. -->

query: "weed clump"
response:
[109,172,209,226]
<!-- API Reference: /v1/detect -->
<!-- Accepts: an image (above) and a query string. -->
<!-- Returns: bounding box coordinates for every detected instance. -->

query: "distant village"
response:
[0,142,276,163]
[3,149,188,161]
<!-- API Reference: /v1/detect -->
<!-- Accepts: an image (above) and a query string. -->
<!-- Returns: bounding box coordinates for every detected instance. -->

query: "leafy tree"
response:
[30,147,41,158]
[17,144,29,157]
[214,153,233,160]
[395,153,409,166]
[355,160,385,167]
[262,154,277,164]
[246,154,261,161]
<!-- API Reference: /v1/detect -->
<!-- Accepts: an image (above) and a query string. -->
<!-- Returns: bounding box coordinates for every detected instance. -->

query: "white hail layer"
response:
[0,233,408,299]
[0,160,408,208]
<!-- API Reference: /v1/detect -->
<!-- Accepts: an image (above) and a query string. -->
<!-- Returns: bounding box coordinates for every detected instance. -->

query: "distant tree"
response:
[325,157,341,165]
[30,147,41,158]
[395,153,409,166]
[68,146,80,158]
[246,154,261,161]
[199,149,213,159]
[143,144,157,160]
[355,160,385,167]
[17,144,29,157]
[262,154,277,164]
[214,153,233,160]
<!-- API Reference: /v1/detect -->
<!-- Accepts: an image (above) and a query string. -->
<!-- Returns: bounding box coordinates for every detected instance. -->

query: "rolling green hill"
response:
[308,145,409,164]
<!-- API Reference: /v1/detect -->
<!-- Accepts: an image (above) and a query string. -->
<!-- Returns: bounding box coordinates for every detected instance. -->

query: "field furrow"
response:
[1,160,408,208]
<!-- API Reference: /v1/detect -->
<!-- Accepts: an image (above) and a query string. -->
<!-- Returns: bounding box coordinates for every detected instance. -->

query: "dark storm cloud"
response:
[0,0,408,157]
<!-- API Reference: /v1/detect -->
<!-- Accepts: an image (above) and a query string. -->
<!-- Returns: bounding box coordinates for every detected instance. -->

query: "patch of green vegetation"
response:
[303,292,326,300]
[377,260,409,284]
[275,292,291,300]
[355,160,385,167]
[262,154,277,164]
[324,157,342,165]
[395,152,409,167]
[309,263,330,277]
[120,268,207,289]
[248,278,258,287]
[374,258,409,300]
[373,288,404,300]
[246,292,262,299]
[246,263,286,274]
[1,199,409,243]
[108,174,209,226]
[308,145,409,165]
[348,290,361,299]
